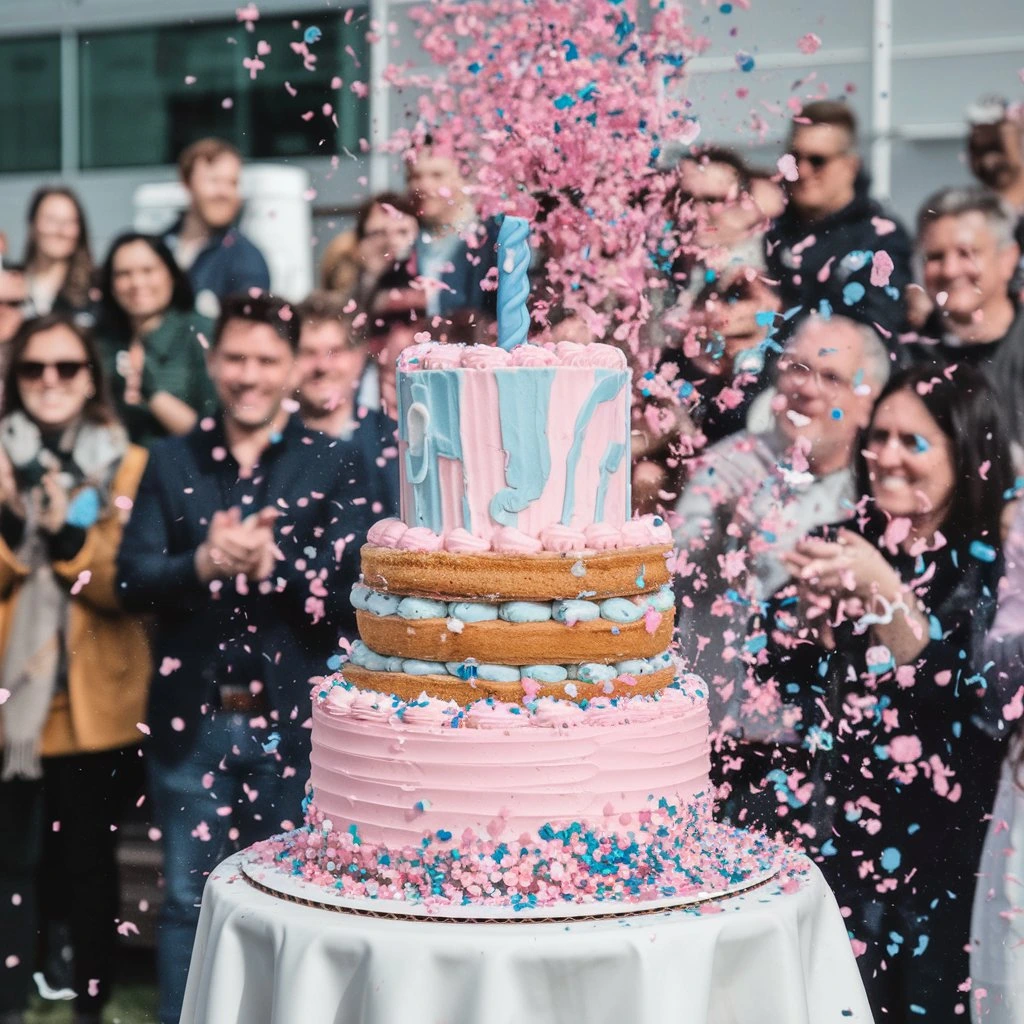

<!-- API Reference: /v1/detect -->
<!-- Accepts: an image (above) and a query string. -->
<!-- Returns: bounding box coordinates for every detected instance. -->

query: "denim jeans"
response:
[148,711,307,1024]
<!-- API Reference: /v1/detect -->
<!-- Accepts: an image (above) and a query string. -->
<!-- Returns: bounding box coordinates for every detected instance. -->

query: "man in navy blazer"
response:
[117,292,391,1024]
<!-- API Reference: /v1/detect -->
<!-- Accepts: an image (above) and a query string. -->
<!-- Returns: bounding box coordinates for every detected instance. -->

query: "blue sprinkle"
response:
[562,40,579,61]
[261,731,280,754]
[830,408,843,420]
[842,282,866,305]
[468,62,482,74]
[436,829,452,841]
[910,1006,926,1016]
[880,847,901,872]
[554,93,576,110]
[735,51,755,72]
[970,540,997,563]
[303,26,322,45]
[912,934,929,957]
[820,838,837,857]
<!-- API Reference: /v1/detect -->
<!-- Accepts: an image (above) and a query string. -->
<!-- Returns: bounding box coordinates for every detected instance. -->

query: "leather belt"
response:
[217,686,268,714]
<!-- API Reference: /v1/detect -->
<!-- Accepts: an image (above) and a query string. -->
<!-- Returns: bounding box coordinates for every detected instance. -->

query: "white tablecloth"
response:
[181,852,872,1024]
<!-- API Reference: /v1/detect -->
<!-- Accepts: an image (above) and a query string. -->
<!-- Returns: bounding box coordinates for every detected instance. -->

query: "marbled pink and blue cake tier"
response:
[394,340,632,548]
[249,676,784,908]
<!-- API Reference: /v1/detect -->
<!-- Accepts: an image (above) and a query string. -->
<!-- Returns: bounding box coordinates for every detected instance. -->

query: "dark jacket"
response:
[96,308,218,449]
[899,303,1024,450]
[116,414,393,763]
[754,508,1007,899]
[164,214,270,306]
[415,216,500,318]
[764,173,912,339]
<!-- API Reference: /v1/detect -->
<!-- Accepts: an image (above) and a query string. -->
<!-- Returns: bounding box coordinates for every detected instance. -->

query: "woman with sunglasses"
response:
[96,232,216,448]
[0,315,149,1024]
[22,186,96,326]
[753,364,1014,1020]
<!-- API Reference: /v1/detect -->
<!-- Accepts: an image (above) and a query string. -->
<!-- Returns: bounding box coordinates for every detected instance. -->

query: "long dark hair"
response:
[855,364,1015,546]
[98,232,194,340]
[23,186,95,311]
[2,314,118,426]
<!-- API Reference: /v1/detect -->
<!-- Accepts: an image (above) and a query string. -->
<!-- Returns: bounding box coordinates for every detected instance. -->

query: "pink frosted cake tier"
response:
[252,678,786,907]
[395,340,633,546]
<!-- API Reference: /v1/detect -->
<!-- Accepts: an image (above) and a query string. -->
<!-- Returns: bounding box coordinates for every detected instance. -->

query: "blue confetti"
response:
[880,847,901,872]
[304,26,322,45]
[842,281,866,305]
[970,540,997,563]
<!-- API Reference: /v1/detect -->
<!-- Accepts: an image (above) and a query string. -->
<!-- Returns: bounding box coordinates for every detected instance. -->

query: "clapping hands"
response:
[780,529,901,650]
[196,506,280,584]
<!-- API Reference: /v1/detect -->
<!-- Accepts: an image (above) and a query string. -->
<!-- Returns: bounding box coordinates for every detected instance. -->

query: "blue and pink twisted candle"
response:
[496,215,531,351]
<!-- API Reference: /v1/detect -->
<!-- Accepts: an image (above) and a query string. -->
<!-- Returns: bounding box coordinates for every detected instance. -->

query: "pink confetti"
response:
[136,721,151,736]
[776,152,799,182]
[870,250,894,287]
[797,33,821,55]
[116,921,139,937]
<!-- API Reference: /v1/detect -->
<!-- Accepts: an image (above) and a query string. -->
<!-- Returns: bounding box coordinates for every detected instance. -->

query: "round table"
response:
[181,851,872,1024]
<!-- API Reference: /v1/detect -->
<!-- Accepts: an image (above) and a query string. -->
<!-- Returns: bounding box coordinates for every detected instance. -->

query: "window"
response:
[78,9,369,170]
[0,35,61,173]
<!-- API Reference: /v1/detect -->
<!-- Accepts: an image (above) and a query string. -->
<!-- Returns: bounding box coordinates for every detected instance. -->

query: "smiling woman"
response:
[94,232,217,448]
[0,314,149,1023]
[751,363,1016,1019]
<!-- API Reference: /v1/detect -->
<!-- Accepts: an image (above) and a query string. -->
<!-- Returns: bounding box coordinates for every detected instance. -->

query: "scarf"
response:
[0,411,127,779]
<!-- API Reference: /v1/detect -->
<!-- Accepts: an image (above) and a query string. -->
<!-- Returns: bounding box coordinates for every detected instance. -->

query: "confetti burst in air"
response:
[385,0,706,348]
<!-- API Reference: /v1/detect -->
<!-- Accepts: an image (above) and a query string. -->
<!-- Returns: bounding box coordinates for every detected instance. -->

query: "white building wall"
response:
[1,0,1022,266]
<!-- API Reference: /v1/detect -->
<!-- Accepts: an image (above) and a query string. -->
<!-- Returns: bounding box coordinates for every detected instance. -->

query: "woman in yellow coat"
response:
[0,314,149,1024]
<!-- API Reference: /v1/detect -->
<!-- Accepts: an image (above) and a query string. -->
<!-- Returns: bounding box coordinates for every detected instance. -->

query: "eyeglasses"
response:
[776,357,851,394]
[789,150,848,172]
[15,360,89,381]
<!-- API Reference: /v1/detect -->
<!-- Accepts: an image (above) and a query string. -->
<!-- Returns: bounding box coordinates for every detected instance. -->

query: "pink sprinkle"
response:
[114,495,134,511]
[776,152,799,182]
[643,606,662,635]
[136,721,151,736]
[797,32,821,55]
[70,570,92,596]
[870,250,895,287]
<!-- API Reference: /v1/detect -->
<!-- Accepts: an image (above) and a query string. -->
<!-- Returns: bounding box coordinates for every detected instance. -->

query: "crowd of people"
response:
[0,92,1022,1024]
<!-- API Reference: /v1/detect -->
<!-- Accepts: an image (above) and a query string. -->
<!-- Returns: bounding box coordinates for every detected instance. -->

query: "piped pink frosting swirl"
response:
[531,698,588,729]
[554,340,627,369]
[443,528,491,554]
[640,515,673,545]
[509,343,559,367]
[401,694,460,729]
[464,701,532,730]
[461,346,511,370]
[323,685,357,715]
[397,526,445,552]
[539,524,588,553]
[396,342,437,371]
[367,518,409,548]
[490,526,543,554]
[422,345,464,370]
[583,523,623,551]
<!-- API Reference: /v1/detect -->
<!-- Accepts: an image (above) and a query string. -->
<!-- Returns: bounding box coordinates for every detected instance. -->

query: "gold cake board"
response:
[240,845,782,924]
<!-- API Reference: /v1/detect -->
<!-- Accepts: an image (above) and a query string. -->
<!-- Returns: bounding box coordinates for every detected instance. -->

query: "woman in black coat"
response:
[752,364,1015,1021]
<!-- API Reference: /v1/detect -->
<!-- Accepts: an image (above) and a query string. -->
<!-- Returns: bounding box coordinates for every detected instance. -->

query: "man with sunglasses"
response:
[0,263,29,348]
[765,101,912,340]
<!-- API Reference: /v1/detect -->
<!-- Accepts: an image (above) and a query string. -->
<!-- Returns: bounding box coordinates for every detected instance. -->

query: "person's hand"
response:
[242,507,280,581]
[122,340,145,406]
[196,507,279,583]
[0,447,24,518]
[782,529,902,604]
[35,472,70,534]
